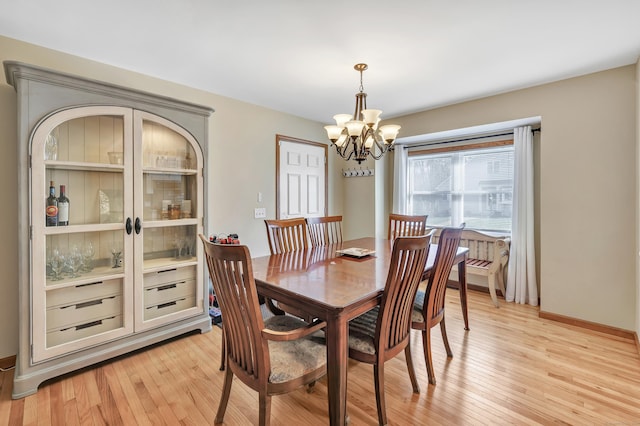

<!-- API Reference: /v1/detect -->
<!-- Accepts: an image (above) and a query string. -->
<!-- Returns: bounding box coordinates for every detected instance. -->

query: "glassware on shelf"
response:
[66,246,83,278]
[82,242,95,272]
[49,249,64,281]
[44,133,58,161]
[111,247,123,268]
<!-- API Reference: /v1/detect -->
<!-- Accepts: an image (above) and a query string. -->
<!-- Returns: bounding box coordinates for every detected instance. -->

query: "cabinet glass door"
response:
[133,111,204,330]
[31,106,134,362]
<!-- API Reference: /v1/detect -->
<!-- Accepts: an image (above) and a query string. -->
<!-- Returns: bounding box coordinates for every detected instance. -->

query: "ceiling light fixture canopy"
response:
[325,63,400,164]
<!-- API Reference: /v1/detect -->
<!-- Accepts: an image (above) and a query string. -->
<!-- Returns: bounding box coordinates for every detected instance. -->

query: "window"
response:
[406,143,513,233]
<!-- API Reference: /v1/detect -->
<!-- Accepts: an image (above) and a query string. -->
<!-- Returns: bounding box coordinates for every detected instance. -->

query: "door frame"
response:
[275,134,328,219]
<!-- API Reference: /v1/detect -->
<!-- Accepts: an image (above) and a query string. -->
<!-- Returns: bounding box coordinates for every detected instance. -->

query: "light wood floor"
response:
[2,289,640,425]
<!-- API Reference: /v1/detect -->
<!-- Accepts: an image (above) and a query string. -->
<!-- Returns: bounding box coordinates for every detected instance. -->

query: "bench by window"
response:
[432,228,510,307]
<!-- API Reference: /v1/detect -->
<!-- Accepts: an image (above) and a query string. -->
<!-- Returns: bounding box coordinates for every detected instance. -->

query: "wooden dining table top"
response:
[251,237,468,309]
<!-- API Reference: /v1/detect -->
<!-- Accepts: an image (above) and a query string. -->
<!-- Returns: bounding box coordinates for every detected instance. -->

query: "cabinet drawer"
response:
[47,279,122,308]
[145,280,195,307]
[47,315,123,348]
[47,295,122,331]
[144,266,196,288]
[144,296,196,321]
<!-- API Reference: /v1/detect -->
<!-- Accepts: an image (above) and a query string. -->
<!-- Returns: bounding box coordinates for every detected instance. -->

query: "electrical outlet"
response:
[254,207,266,218]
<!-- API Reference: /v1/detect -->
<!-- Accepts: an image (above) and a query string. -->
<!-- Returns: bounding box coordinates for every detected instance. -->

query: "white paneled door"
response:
[278,137,326,219]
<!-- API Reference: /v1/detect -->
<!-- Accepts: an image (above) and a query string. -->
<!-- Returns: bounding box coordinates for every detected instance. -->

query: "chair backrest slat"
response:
[377,233,433,352]
[306,215,343,246]
[264,218,308,254]
[423,226,464,322]
[200,235,268,379]
[388,214,428,240]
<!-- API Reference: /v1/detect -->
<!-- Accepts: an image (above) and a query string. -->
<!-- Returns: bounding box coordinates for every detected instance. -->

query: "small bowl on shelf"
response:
[108,152,124,165]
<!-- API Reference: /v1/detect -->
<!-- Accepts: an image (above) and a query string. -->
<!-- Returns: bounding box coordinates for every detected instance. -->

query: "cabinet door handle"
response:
[126,217,132,235]
[135,217,142,234]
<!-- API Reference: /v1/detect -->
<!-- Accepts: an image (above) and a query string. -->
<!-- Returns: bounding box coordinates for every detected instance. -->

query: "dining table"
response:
[251,237,469,426]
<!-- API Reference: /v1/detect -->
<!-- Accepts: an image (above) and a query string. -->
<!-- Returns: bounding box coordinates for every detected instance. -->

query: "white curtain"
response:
[506,126,538,305]
[392,146,408,214]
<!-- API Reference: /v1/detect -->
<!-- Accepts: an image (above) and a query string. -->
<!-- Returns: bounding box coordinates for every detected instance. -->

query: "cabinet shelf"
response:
[143,219,198,228]
[45,161,124,173]
[143,256,198,273]
[45,266,125,290]
[44,223,123,235]
[143,167,197,175]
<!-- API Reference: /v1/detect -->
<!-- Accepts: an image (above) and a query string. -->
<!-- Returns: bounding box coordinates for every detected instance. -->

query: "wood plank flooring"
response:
[1,289,640,425]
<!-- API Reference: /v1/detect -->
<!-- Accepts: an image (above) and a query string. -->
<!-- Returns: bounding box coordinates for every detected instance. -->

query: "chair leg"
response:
[259,393,272,426]
[488,272,500,308]
[373,363,388,426]
[404,344,420,393]
[421,329,436,385]
[497,267,507,298]
[219,327,226,371]
[215,367,234,424]
[440,317,453,358]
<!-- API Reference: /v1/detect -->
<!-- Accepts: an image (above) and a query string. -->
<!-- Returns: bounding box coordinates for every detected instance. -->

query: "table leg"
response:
[325,315,348,426]
[457,259,470,330]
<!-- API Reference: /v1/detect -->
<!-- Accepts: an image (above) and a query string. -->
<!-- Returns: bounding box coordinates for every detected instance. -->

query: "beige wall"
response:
[391,65,637,331]
[0,35,341,358]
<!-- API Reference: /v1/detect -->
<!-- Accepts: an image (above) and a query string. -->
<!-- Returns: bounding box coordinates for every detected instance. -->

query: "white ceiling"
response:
[2,1,640,124]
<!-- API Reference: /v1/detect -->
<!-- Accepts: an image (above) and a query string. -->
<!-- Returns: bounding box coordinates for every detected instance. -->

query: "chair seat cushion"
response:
[412,289,426,324]
[265,315,327,384]
[348,307,380,355]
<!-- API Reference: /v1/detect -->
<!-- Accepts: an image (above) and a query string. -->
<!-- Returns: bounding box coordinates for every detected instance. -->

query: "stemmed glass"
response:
[49,249,63,281]
[66,246,82,278]
[82,242,95,272]
[44,133,58,161]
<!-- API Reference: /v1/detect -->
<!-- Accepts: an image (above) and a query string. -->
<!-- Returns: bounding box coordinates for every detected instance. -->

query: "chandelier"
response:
[324,63,401,164]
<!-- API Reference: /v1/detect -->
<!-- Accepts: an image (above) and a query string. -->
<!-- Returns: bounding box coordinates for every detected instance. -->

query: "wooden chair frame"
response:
[388,213,428,240]
[306,215,343,246]
[200,235,327,426]
[411,226,464,385]
[348,234,433,425]
[264,218,308,254]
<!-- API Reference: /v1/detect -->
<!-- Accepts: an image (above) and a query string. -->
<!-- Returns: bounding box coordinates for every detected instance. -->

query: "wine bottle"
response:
[57,184,70,226]
[45,181,58,227]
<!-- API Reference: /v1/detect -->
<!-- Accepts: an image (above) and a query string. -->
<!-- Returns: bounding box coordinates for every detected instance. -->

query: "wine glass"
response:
[67,246,82,278]
[82,242,95,272]
[49,249,63,281]
[44,133,58,161]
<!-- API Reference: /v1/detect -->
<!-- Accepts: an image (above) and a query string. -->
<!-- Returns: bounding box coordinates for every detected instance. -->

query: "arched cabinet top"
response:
[4,60,214,151]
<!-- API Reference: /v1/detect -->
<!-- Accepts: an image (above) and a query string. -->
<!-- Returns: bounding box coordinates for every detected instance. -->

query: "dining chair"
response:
[306,215,343,246]
[411,225,464,385]
[263,218,314,320]
[388,213,428,240]
[264,218,308,254]
[199,235,328,426]
[347,233,433,426]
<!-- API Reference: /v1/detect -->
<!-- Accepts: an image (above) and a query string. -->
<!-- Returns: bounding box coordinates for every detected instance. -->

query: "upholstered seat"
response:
[263,315,326,384]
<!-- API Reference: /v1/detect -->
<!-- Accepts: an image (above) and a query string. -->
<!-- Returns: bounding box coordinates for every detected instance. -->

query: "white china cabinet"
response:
[5,61,213,398]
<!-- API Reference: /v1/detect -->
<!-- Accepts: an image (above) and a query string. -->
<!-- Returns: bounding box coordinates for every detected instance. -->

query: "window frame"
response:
[406,139,514,234]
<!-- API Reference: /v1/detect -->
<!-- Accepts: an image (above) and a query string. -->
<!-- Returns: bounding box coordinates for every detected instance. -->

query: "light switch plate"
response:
[254,207,266,218]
